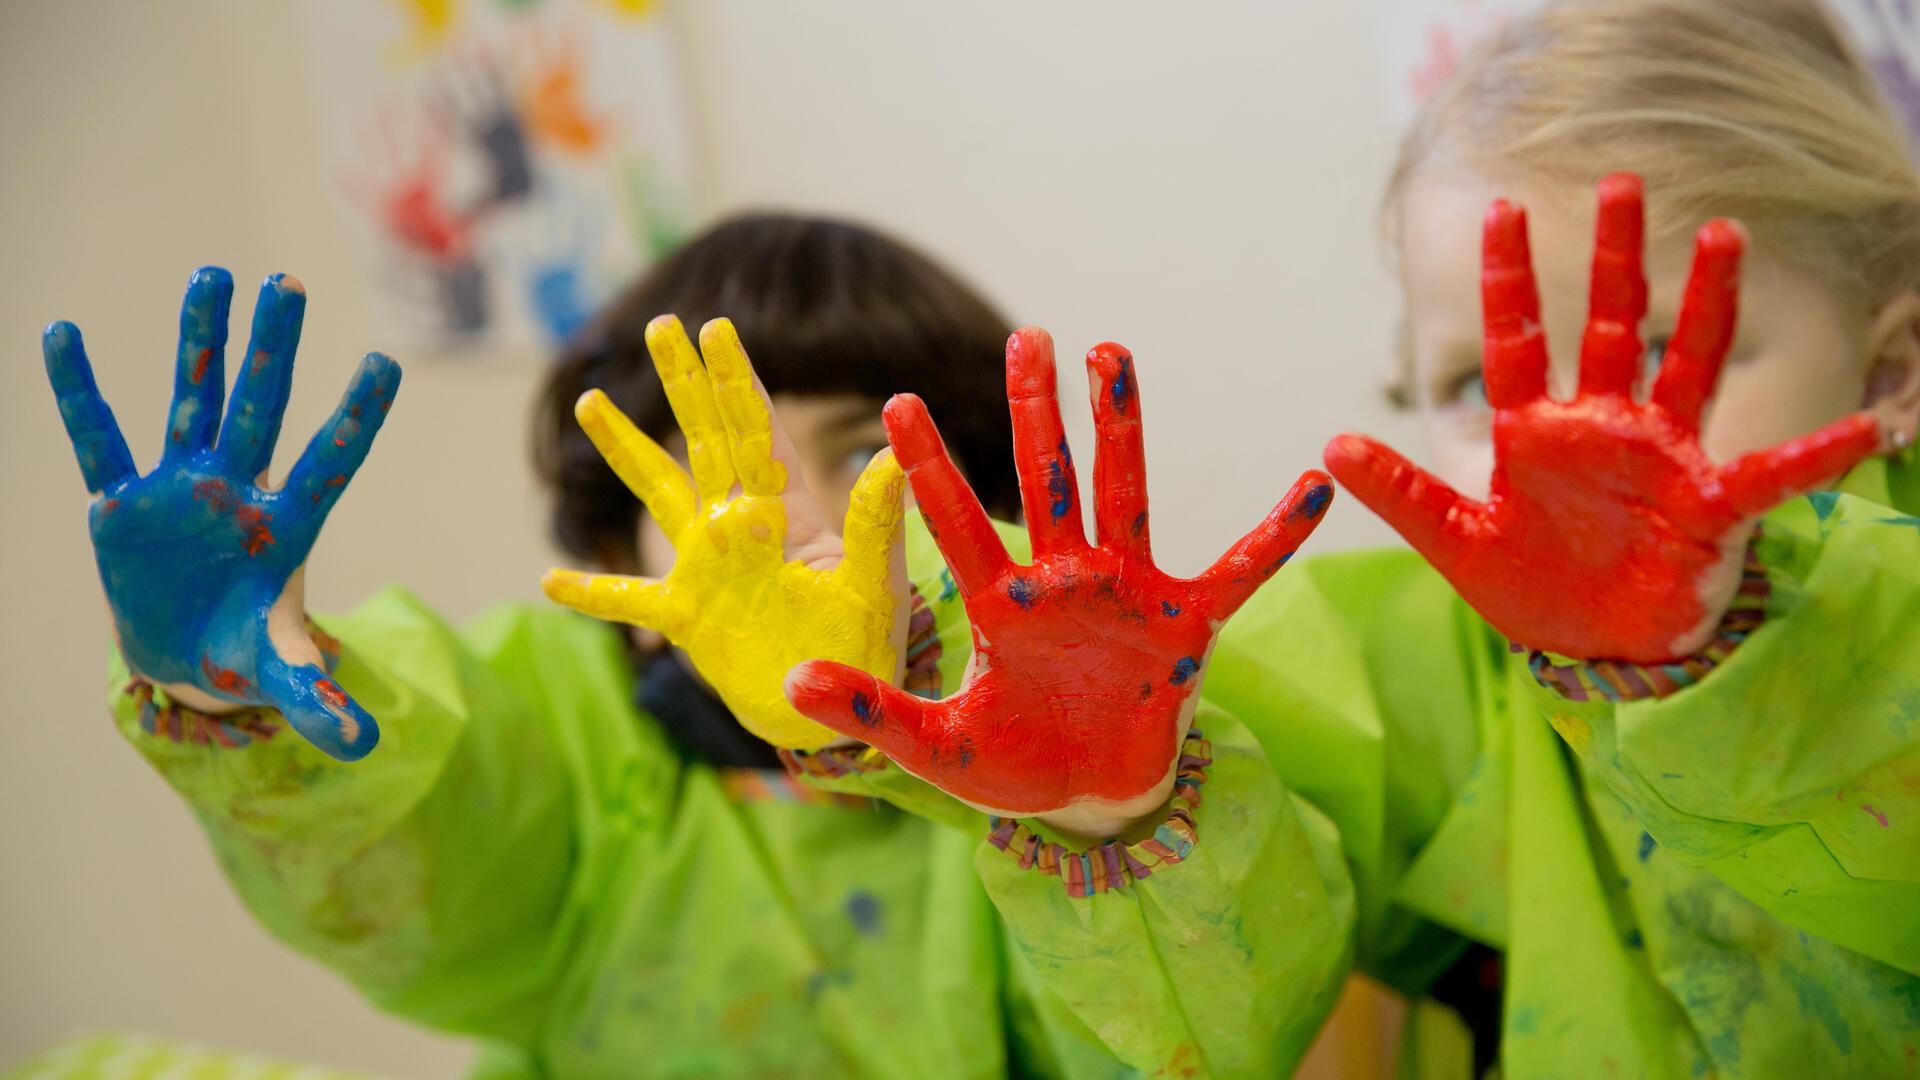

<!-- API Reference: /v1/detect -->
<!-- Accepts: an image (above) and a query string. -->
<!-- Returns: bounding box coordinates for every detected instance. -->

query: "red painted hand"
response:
[786,328,1332,823]
[1326,174,1881,663]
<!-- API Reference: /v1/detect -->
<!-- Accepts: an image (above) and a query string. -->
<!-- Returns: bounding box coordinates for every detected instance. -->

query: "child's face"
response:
[1397,170,1875,499]
[636,392,891,575]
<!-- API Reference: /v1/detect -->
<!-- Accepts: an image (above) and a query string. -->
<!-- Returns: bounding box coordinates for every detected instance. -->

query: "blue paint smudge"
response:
[1110,357,1134,411]
[1289,483,1333,521]
[1781,962,1853,1053]
[1007,576,1038,609]
[938,569,958,603]
[844,890,883,936]
[1638,832,1656,862]
[1047,459,1072,522]
[1807,491,1841,521]
[1624,929,1643,949]
[1057,435,1072,468]
[851,692,876,727]
[1160,600,1181,617]
[1170,657,1200,685]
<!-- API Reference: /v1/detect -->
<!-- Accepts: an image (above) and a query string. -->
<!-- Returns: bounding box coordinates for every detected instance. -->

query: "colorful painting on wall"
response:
[303,0,695,351]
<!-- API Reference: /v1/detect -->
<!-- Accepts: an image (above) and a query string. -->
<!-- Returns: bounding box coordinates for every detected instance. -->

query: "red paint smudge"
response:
[191,347,211,384]
[192,478,237,513]
[201,657,251,696]
[236,505,275,555]
[315,678,349,711]
[1863,804,1890,827]
[252,349,270,373]
[327,475,346,487]
[193,479,274,553]
[101,498,119,514]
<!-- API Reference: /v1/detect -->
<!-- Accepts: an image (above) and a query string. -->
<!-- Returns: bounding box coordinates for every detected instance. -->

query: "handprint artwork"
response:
[44,269,402,760]
[786,328,1333,823]
[1326,174,1883,662]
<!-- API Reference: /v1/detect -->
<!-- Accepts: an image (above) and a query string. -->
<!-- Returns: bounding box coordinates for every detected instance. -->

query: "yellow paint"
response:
[543,316,905,749]
[597,0,659,19]
[384,0,460,67]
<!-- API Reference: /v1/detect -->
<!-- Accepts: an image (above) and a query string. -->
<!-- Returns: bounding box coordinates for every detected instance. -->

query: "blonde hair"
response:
[1387,0,1920,315]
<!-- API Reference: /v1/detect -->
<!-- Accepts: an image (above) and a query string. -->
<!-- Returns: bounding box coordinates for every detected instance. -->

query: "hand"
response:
[785,328,1333,834]
[44,269,403,760]
[542,316,907,751]
[1325,174,1881,662]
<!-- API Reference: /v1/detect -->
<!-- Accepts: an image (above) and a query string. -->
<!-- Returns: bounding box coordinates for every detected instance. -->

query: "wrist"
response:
[1033,787,1174,843]
[986,729,1214,898]
[1521,535,1769,702]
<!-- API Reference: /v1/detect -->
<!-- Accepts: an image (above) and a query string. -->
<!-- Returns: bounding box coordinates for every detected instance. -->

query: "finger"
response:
[1193,469,1334,617]
[836,448,907,594]
[283,352,403,522]
[164,266,234,458]
[541,568,681,636]
[42,321,136,493]
[1324,434,1481,573]
[1719,412,1880,519]
[644,314,735,500]
[698,318,786,496]
[1481,199,1550,408]
[256,651,380,762]
[574,388,697,538]
[1577,173,1648,397]
[784,659,933,769]
[1651,219,1744,431]
[883,394,1011,597]
[1086,342,1151,556]
[217,274,307,477]
[1006,327,1087,556]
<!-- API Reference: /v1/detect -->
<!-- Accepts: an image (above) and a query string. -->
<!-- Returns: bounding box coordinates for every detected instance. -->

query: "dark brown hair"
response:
[534,212,1021,567]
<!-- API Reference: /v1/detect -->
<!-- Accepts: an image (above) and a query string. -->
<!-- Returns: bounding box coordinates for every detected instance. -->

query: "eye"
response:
[1634,334,1671,399]
[1642,334,1670,377]
[841,444,888,476]
[1441,369,1490,410]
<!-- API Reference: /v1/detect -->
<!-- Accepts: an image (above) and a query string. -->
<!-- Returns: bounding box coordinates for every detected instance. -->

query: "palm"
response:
[543,316,904,751]
[787,329,1332,817]
[45,268,401,760]
[662,494,897,736]
[1327,175,1880,661]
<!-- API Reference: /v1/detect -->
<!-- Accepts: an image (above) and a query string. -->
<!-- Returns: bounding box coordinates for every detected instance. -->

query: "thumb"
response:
[1324,433,1481,574]
[784,659,932,769]
[256,643,379,762]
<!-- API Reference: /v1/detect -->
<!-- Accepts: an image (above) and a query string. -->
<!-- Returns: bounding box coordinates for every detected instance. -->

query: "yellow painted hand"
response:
[542,315,908,750]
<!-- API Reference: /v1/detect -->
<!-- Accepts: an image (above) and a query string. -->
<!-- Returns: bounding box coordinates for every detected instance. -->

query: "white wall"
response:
[0,2,1414,1074]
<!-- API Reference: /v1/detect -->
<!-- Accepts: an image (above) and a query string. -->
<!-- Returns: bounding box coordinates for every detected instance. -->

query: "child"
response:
[770,1,1918,1076]
[46,216,1263,1077]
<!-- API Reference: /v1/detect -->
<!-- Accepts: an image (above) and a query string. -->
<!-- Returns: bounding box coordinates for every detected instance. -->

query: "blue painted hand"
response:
[44,268,402,760]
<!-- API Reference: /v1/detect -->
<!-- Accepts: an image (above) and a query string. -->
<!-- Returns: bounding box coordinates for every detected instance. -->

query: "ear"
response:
[1862,291,1920,450]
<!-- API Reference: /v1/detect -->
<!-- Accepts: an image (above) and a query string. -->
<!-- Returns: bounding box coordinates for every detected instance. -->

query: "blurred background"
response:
[3,2,1905,1077]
